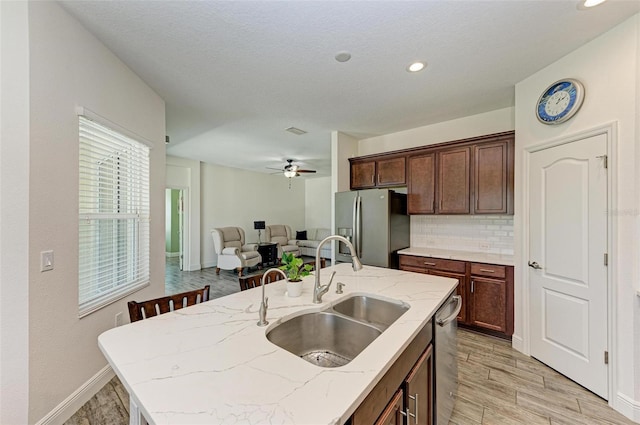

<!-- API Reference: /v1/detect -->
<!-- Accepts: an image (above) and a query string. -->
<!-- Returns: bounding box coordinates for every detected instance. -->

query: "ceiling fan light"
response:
[583,0,607,7]
[284,170,297,178]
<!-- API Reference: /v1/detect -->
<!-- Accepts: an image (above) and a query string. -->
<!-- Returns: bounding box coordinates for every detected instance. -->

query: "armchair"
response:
[211,227,262,276]
[265,224,301,260]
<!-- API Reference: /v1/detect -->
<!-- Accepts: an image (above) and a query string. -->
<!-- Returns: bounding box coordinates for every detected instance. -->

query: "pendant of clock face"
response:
[536,79,585,125]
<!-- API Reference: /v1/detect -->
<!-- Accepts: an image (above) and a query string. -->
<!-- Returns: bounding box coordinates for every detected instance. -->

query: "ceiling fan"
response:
[269,159,317,178]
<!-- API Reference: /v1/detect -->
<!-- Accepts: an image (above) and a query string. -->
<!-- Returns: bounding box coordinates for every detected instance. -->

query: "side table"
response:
[257,243,278,267]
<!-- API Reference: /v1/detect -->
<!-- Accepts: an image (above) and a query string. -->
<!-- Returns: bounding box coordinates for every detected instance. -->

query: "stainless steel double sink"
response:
[266,295,410,368]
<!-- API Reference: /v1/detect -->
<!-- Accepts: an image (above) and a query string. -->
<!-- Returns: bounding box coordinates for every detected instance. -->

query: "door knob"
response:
[528,261,542,270]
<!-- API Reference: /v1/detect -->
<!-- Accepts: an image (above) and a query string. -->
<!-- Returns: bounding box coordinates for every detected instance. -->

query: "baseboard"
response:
[615,391,640,422]
[35,365,114,425]
[165,252,180,258]
[200,261,215,270]
[511,334,525,355]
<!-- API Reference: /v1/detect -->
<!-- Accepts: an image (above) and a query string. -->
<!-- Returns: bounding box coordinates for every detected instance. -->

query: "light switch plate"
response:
[41,250,54,272]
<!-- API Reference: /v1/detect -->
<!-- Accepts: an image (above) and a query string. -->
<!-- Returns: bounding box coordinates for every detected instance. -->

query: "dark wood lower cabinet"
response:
[404,345,433,425]
[399,254,514,339]
[469,277,506,333]
[351,322,433,425]
[374,389,404,425]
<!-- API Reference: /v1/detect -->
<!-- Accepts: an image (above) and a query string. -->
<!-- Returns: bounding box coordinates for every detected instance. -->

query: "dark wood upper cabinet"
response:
[408,154,436,214]
[350,156,406,190]
[349,131,514,215]
[473,140,514,214]
[351,160,377,189]
[437,147,471,214]
[377,157,406,187]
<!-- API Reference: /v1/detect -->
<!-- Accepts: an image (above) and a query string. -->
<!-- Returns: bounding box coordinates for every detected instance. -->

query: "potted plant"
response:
[280,252,313,297]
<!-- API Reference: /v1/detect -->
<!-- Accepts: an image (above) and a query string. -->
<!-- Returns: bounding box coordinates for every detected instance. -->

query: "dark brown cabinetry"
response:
[473,141,513,214]
[469,263,514,335]
[404,345,434,425]
[438,147,471,214]
[399,254,514,338]
[351,131,515,215]
[350,156,406,190]
[374,389,404,425]
[352,321,433,425]
[408,154,436,214]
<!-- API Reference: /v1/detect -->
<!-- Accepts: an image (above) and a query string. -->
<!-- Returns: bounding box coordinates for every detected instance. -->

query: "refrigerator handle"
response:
[352,195,358,255]
[356,195,363,258]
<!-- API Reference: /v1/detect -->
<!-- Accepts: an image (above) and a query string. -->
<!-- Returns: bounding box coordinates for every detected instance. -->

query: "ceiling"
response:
[60,1,640,177]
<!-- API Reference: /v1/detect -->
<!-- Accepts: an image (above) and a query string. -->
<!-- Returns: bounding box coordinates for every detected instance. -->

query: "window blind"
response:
[78,116,150,316]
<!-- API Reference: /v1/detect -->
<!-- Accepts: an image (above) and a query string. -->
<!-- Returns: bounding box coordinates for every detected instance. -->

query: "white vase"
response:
[286,280,303,297]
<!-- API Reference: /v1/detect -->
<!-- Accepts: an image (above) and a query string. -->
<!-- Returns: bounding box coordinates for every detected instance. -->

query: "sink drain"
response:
[300,350,351,368]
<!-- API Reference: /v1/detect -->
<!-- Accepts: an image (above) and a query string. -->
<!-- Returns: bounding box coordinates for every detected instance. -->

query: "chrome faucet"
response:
[257,268,287,327]
[313,235,363,304]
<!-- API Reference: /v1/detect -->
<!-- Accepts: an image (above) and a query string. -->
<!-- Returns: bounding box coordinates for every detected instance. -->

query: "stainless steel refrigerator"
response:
[335,189,409,268]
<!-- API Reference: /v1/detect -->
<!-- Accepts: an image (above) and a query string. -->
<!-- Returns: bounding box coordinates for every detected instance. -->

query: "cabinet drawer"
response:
[470,263,506,279]
[399,255,465,273]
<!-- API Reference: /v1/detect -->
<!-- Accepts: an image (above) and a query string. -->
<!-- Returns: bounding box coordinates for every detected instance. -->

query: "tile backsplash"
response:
[410,215,514,255]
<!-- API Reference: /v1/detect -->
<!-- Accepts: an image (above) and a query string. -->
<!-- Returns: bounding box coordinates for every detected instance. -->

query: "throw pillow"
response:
[296,230,307,240]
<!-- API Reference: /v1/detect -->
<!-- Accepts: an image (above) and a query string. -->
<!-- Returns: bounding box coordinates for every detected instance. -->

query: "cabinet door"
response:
[408,154,436,214]
[438,147,470,213]
[404,345,433,425]
[469,277,506,333]
[427,270,466,323]
[473,141,511,214]
[351,161,376,189]
[374,389,404,425]
[377,157,406,187]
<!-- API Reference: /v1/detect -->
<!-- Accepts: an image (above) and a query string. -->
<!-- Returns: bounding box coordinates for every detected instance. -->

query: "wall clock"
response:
[536,78,585,125]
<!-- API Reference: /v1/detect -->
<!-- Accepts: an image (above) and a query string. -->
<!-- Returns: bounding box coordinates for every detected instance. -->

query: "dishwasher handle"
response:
[436,295,462,327]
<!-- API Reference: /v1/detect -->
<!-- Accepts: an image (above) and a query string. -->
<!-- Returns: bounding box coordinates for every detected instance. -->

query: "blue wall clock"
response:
[536,79,585,125]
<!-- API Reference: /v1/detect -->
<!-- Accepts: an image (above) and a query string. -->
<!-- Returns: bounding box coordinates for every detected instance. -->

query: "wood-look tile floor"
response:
[65,260,637,424]
[452,329,636,425]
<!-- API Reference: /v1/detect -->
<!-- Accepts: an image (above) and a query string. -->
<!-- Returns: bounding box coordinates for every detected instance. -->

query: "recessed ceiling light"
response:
[335,51,352,63]
[583,0,607,7]
[407,62,426,73]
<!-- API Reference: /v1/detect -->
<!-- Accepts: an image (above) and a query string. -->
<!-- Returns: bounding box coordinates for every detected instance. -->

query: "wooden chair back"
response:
[238,258,326,291]
[239,269,285,291]
[127,285,210,322]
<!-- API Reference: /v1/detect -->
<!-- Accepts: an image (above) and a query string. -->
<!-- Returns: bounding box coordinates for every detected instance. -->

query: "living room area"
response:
[165,154,332,296]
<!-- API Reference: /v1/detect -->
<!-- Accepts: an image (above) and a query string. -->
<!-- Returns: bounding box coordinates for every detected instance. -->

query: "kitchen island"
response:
[98,263,457,424]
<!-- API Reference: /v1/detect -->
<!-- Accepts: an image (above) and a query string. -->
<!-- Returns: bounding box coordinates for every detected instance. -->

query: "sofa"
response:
[294,228,332,259]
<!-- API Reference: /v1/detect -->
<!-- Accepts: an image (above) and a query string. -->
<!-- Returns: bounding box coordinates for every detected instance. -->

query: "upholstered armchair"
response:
[211,227,261,276]
[265,224,301,260]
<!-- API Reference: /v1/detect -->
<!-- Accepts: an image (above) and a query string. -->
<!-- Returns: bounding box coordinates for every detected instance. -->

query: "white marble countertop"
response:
[398,247,515,266]
[98,263,457,425]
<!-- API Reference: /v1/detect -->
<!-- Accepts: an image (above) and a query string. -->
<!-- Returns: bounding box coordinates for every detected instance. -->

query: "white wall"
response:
[26,2,166,422]
[514,13,639,419]
[357,107,514,155]
[0,2,30,423]
[166,156,201,271]
[305,177,331,229]
[200,163,306,268]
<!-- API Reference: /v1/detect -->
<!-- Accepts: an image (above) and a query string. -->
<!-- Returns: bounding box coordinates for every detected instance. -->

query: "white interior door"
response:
[529,133,608,399]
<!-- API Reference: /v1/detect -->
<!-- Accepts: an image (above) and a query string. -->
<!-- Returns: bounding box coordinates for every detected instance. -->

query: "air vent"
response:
[285,127,307,136]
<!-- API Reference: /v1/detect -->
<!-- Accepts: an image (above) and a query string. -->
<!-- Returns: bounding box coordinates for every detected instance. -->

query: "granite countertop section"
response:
[398,247,515,266]
[99,263,457,425]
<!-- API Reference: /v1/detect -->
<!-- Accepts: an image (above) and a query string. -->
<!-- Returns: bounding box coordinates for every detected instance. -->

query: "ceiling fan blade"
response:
[266,167,284,171]
[296,169,316,173]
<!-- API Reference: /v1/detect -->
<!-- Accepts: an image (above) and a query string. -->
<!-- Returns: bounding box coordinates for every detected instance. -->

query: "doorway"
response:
[165,188,185,271]
[528,132,609,399]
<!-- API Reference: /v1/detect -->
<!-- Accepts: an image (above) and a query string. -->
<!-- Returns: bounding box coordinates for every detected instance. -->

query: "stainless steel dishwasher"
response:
[434,294,462,424]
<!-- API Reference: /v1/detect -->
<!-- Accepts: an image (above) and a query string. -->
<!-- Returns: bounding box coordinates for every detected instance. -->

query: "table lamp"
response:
[254,220,266,244]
